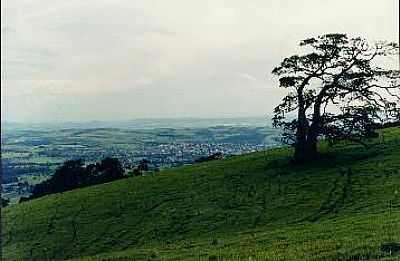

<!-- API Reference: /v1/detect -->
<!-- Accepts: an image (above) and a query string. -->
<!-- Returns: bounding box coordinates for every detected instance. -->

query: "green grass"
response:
[2,127,400,260]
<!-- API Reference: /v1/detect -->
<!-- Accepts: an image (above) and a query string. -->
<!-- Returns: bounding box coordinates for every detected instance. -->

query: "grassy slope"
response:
[2,128,400,261]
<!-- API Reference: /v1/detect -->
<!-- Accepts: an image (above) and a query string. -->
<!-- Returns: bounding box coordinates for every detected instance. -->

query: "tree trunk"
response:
[294,115,319,164]
[306,134,318,158]
[294,88,311,164]
[294,140,317,162]
[294,137,318,164]
[294,94,322,164]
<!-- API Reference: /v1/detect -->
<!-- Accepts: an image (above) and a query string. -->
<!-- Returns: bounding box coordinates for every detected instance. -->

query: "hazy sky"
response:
[1,0,399,122]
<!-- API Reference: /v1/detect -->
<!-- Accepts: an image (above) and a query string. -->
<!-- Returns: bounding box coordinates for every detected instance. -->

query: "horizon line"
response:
[1,115,275,125]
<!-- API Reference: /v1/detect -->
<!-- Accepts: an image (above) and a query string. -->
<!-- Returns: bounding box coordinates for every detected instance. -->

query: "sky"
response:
[1,0,399,122]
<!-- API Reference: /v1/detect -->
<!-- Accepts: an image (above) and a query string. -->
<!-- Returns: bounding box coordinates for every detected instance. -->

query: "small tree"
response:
[272,33,399,163]
[97,157,124,182]
[1,197,10,207]
[132,168,141,177]
[138,159,150,172]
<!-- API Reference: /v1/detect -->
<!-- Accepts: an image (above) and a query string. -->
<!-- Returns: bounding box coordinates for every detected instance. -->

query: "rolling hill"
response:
[2,127,400,260]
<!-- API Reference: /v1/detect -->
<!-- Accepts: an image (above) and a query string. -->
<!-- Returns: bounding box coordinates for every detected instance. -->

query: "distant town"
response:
[1,120,281,203]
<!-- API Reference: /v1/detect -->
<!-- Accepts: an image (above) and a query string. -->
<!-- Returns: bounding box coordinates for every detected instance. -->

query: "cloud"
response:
[239,73,257,82]
[1,0,398,122]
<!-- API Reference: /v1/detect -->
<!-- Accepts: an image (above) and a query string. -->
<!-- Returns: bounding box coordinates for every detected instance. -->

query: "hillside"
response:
[2,127,400,260]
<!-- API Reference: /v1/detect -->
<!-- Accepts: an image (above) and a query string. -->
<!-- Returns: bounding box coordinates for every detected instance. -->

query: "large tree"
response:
[272,34,399,163]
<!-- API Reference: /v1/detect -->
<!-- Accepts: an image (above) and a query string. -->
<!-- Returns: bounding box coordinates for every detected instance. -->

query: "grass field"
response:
[2,127,400,260]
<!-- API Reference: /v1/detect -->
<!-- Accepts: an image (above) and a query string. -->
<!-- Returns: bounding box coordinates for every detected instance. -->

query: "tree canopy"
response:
[27,157,125,201]
[272,33,400,163]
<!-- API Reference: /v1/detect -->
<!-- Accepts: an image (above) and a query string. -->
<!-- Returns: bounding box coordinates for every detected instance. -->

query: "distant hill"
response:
[2,127,400,260]
[1,117,272,131]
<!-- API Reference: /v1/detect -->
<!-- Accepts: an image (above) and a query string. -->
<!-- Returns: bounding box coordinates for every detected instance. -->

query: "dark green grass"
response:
[2,127,400,260]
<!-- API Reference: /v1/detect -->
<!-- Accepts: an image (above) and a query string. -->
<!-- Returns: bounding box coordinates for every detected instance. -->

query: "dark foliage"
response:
[138,159,150,172]
[95,157,124,183]
[1,197,10,207]
[375,121,400,129]
[19,197,30,203]
[272,33,400,163]
[132,168,142,177]
[195,152,223,163]
[129,159,151,177]
[381,242,400,254]
[26,157,125,201]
